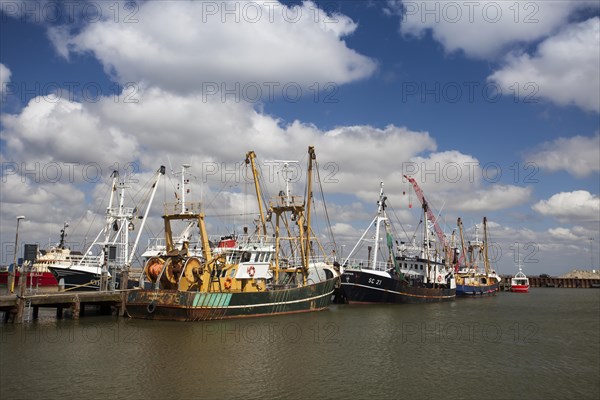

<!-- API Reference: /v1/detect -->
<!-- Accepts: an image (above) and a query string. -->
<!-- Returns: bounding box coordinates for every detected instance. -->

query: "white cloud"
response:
[0,87,439,195]
[533,190,600,222]
[548,227,579,241]
[0,63,11,93]
[547,226,598,242]
[489,18,600,113]
[409,150,482,193]
[527,134,600,178]
[454,185,532,212]
[330,222,362,238]
[1,84,539,252]
[393,0,593,59]
[0,172,88,252]
[48,0,376,92]
[1,95,140,168]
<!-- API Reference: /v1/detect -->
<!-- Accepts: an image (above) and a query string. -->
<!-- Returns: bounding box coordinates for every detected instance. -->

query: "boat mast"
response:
[483,217,490,276]
[470,223,482,271]
[105,170,119,246]
[457,218,468,269]
[58,222,68,250]
[303,146,316,284]
[126,166,166,267]
[245,151,267,237]
[166,165,193,251]
[117,174,129,267]
[180,164,191,214]
[372,182,385,270]
[424,202,431,284]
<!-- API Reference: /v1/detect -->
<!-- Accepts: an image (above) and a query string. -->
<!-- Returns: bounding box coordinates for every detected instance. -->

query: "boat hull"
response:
[456,282,499,297]
[340,270,455,304]
[48,267,101,291]
[510,285,529,293]
[0,271,58,287]
[125,278,338,321]
[48,267,138,291]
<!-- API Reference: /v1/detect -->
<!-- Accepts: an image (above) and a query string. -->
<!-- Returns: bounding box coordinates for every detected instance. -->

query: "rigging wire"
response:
[386,200,412,243]
[314,160,336,254]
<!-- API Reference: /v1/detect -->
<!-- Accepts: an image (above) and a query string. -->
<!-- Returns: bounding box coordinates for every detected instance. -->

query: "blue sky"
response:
[1,0,599,275]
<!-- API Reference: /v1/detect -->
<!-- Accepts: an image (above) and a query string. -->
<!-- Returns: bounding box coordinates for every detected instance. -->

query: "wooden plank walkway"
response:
[0,290,128,323]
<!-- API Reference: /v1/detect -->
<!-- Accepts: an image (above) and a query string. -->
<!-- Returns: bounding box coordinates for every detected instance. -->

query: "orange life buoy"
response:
[247,265,256,277]
[224,277,232,290]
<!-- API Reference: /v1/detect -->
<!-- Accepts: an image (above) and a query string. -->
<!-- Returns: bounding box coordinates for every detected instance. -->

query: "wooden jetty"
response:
[499,275,600,291]
[0,290,128,323]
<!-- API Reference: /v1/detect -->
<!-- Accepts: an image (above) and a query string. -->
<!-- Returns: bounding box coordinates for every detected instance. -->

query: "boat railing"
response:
[143,235,277,256]
[70,254,102,267]
[209,234,276,247]
[343,258,392,272]
[107,206,135,217]
[164,202,203,215]
[269,195,304,208]
[277,255,334,268]
[146,237,166,250]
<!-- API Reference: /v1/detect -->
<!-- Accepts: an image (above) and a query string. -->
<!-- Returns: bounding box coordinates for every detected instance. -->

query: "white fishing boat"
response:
[510,261,530,293]
[48,167,165,291]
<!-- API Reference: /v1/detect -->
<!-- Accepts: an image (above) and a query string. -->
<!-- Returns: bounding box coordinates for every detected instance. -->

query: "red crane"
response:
[403,175,448,251]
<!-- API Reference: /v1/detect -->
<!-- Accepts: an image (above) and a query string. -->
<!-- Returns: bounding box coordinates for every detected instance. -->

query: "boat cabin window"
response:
[420,265,423,270]
[229,269,236,278]
[230,252,241,264]
[242,252,251,262]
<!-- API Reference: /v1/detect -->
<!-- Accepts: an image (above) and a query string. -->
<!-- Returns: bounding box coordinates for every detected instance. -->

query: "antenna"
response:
[270,159,299,206]
[167,155,175,176]
[173,164,192,214]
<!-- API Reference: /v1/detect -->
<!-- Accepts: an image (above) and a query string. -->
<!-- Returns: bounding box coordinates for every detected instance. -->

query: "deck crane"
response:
[403,175,450,262]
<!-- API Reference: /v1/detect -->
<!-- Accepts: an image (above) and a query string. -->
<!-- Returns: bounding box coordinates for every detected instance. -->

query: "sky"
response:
[0,0,599,276]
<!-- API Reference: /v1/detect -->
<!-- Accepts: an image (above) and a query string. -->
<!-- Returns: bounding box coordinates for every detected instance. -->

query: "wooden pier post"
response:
[100,267,108,291]
[118,291,127,317]
[32,306,39,320]
[14,269,29,323]
[56,307,63,319]
[121,270,129,291]
[14,300,25,323]
[72,296,80,320]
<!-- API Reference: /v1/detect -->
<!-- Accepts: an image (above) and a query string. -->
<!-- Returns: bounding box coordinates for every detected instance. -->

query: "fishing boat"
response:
[0,253,59,289]
[454,217,500,296]
[0,223,83,290]
[48,166,165,291]
[340,179,456,304]
[126,147,339,321]
[0,257,57,289]
[510,261,530,293]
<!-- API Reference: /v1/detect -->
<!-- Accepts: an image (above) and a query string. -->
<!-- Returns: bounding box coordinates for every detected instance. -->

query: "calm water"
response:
[1,289,599,400]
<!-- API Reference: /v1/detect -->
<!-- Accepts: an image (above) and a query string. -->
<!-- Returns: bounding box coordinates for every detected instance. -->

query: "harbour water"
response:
[1,288,599,400]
